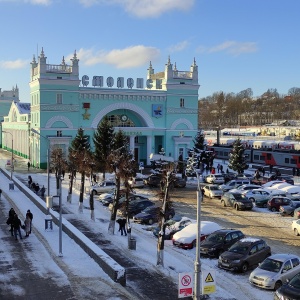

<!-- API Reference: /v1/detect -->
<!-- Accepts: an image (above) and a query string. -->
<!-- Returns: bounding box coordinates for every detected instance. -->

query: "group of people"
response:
[116,218,127,236]
[7,208,33,240]
[27,175,46,197]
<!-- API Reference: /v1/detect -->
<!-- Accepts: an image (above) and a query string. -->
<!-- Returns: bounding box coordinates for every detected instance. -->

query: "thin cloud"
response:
[79,0,195,18]
[68,46,160,68]
[0,0,52,4]
[0,59,29,69]
[197,41,258,56]
[168,40,189,53]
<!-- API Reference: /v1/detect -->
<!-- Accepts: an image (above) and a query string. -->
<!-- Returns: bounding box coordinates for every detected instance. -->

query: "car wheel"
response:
[148,219,154,225]
[274,281,282,290]
[92,190,97,196]
[241,262,248,273]
[294,228,299,236]
[235,205,239,211]
[271,207,277,212]
[192,240,196,249]
[291,212,294,217]
[249,197,255,202]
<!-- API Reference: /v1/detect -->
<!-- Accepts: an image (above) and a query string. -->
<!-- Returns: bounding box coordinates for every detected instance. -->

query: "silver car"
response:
[249,253,300,290]
[203,184,223,198]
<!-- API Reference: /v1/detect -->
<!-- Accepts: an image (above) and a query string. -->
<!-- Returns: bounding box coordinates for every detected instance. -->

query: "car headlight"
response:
[264,277,275,283]
[237,202,245,206]
[232,259,240,263]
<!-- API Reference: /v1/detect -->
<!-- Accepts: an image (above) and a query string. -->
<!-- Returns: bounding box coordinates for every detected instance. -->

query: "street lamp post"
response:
[3,131,14,180]
[31,129,50,198]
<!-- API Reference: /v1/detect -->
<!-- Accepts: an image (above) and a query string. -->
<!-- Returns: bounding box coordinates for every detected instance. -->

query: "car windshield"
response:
[142,206,157,213]
[259,258,283,273]
[289,273,300,289]
[233,194,248,201]
[210,186,220,191]
[228,243,249,254]
[206,233,224,242]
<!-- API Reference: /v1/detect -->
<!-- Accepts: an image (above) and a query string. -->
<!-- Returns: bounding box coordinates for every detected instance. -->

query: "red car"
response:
[267,197,291,212]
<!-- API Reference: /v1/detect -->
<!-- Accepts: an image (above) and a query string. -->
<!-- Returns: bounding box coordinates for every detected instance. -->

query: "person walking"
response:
[27,161,30,171]
[40,185,46,197]
[26,210,33,234]
[117,218,127,236]
[8,208,15,236]
[24,214,31,237]
[0,188,2,199]
[13,214,23,240]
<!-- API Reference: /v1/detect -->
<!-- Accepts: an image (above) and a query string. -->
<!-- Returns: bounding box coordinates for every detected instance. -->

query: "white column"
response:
[147,135,152,165]
[129,136,135,151]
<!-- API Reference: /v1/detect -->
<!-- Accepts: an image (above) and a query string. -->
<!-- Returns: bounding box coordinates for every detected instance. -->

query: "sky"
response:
[1,0,300,102]
[2,152,299,299]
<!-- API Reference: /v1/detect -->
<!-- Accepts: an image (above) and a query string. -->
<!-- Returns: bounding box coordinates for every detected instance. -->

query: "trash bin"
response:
[45,216,53,230]
[9,183,14,190]
[128,238,136,250]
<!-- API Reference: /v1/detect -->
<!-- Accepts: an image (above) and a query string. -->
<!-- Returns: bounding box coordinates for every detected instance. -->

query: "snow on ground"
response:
[3,156,299,299]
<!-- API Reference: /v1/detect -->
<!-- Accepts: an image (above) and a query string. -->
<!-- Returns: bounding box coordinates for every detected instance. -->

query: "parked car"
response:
[221,192,253,211]
[275,272,300,300]
[223,172,238,183]
[219,179,251,192]
[242,189,271,206]
[108,194,149,211]
[205,174,225,184]
[218,237,271,272]
[249,253,300,290]
[267,197,291,212]
[143,173,186,188]
[153,216,194,239]
[279,200,300,217]
[117,199,155,218]
[203,184,223,198]
[276,175,294,185]
[172,221,222,250]
[90,181,116,195]
[262,180,285,188]
[133,205,175,225]
[229,184,260,194]
[128,177,145,188]
[292,219,300,236]
[200,229,245,258]
[294,207,300,219]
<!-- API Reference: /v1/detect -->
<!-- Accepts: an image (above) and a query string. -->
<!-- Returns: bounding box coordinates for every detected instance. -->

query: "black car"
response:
[279,200,300,217]
[108,194,149,211]
[274,272,300,300]
[200,229,245,258]
[218,237,271,272]
[133,205,175,225]
[221,192,253,211]
[144,173,186,188]
[117,199,155,218]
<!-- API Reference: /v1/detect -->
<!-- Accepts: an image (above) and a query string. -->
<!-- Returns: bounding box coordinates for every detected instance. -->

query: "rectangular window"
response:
[180,98,185,107]
[291,159,296,164]
[56,94,62,104]
[285,158,290,164]
[254,154,259,160]
[260,156,265,161]
[57,131,62,137]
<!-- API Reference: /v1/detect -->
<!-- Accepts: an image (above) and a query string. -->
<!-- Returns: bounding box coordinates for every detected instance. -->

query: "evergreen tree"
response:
[93,116,115,180]
[228,138,249,174]
[68,128,91,213]
[193,129,205,152]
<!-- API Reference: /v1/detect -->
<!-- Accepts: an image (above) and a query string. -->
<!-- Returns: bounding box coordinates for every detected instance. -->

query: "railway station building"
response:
[0,49,199,168]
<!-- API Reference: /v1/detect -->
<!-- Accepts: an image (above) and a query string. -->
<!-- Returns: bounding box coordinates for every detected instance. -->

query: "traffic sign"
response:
[202,269,216,294]
[178,272,193,298]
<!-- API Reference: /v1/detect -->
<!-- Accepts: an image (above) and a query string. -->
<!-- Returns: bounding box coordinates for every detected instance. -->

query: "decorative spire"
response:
[71,50,79,63]
[193,57,197,66]
[149,61,152,68]
[40,47,45,58]
[167,55,171,65]
[32,55,36,64]
[174,62,177,71]
[61,56,66,65]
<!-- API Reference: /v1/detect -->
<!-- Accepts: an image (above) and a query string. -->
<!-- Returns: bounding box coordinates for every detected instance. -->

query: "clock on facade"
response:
[120,114,128,122]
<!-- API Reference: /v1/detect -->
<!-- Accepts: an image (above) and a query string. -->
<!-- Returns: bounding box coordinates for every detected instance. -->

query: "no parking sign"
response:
[178,272,193,298]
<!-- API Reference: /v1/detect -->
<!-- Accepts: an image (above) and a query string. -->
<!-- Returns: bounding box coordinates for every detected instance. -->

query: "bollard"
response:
[128,237,136,250]
[9,182,14,190]
[45,216,53,230]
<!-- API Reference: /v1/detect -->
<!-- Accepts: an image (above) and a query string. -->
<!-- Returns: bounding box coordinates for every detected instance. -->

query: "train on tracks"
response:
[206,138,300,169]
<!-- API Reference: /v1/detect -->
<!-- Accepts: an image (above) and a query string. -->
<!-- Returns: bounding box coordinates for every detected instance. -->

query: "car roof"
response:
[211,229,241,235]
[267,253,300,262]
[238,237,262,244]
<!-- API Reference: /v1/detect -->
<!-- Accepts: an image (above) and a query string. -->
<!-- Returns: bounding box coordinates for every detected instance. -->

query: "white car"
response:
[292,219,300,236]
[128,177,144,188]
[243,189,272,203]
[203,184,223,198]
[262,180,284,188]
[205,174,225,184]
[90,181,116,195]
[172,221,222,249]
[249,254,300,290]
[229,184,260,194]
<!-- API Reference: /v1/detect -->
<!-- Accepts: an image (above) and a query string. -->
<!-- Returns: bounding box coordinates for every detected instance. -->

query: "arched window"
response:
[108,115,135,127]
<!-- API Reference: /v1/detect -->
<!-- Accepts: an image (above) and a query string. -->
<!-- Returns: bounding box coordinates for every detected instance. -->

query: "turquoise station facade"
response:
[1,48,199,168]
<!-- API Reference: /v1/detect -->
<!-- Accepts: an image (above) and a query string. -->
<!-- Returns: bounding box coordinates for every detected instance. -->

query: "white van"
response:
[220,179,251,192]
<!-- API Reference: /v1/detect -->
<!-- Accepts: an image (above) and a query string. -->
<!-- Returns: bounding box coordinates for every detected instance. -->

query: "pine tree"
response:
[193,129,205,152]
[93,116,115,180]
[228,138,249,174]
[68,128,91,213]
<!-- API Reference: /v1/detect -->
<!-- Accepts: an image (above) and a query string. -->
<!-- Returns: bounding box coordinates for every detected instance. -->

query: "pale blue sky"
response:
[1,0,300,101]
